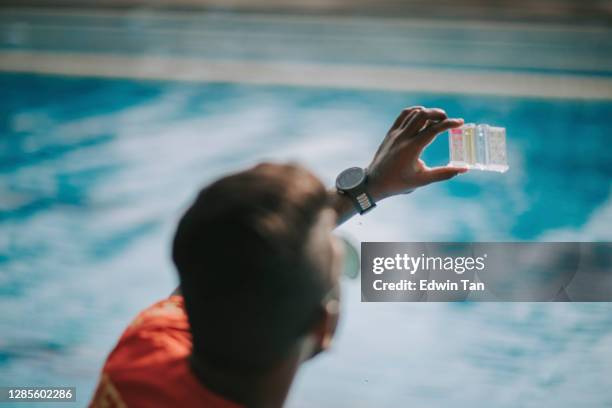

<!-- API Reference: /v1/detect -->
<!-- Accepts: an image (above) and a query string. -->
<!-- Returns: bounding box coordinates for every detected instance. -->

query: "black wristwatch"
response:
[335,167,376,214]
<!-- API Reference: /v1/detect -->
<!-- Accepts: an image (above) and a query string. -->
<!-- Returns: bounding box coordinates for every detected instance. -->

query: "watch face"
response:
[337,167,365,191]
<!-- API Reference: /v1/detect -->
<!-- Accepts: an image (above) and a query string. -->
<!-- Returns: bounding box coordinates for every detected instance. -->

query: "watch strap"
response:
[354,191,376,214]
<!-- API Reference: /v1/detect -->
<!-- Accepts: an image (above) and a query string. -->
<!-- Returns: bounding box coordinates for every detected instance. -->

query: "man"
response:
[90,107,466,407]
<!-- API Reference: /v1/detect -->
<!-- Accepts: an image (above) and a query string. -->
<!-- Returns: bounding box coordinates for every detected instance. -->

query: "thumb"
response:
[422,166,467,184]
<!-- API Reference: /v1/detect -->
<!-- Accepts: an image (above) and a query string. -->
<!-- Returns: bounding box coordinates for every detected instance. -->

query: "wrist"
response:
[366,169,415,201]
[328,189,357,225]
[366,183,386,203]
[365,169,389,203]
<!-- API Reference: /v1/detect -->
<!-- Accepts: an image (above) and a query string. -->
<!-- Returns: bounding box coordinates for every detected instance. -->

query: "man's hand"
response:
[367,106,467,201]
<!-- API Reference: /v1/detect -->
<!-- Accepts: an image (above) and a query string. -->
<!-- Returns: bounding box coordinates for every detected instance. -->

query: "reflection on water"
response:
[0,73,611,407]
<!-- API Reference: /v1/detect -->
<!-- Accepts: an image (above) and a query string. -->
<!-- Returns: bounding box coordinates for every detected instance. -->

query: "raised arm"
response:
[330,106,467,225]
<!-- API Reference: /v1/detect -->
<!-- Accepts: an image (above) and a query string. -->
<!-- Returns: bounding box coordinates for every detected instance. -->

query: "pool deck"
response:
[1,7,611,99]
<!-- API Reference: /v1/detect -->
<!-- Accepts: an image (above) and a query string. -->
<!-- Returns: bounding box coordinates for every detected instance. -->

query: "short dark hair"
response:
[172,163,331,371]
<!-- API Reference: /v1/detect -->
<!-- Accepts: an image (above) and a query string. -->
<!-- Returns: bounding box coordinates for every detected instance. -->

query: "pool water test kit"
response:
[448,124,509,173]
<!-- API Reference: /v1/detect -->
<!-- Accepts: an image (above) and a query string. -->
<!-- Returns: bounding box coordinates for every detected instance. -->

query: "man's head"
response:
[172,163,343,373]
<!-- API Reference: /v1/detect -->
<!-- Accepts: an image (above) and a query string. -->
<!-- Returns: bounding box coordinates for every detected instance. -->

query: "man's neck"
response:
[189,352,300,408]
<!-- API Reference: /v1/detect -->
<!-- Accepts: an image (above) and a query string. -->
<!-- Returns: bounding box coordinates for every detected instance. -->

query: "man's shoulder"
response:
[126,296,189,333]
[105,296,192,372]
[90,296,242,407]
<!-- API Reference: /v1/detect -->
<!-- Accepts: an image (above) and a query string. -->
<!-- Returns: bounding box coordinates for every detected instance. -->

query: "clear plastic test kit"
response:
[448,124,509,173]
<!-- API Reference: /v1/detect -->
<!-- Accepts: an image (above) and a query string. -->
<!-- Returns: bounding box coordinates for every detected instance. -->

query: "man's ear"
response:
[310,299,341,356]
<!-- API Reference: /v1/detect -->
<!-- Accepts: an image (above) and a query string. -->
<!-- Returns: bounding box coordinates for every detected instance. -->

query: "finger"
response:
[421,166,468,184]
[401,108,448,137]
[414,118,463,148]
[399,108,421,129]
[391,106,424,129]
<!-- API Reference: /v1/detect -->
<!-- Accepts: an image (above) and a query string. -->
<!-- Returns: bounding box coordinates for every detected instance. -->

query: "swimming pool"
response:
[1,8,611,408]
[1,72,611,407]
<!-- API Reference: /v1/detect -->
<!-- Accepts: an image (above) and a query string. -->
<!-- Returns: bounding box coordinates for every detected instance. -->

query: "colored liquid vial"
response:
[448,124,509,173]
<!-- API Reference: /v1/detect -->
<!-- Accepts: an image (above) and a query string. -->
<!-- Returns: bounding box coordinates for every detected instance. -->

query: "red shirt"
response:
[90,296,242,408]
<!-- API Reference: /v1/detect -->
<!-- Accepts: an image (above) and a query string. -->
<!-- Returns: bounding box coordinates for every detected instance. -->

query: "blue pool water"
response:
[1,73,611,407]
